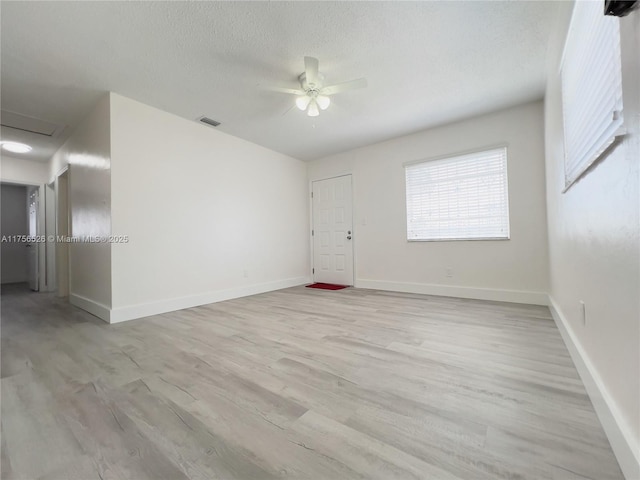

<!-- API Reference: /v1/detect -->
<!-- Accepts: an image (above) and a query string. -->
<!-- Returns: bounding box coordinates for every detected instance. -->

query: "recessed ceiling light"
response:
[0,142,33,154]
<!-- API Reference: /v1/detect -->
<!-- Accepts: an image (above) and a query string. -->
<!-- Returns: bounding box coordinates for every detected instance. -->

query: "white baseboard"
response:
[109,276,311,324]
[356,279,548,305]
[70,293,111,323]
[548,296,640,480]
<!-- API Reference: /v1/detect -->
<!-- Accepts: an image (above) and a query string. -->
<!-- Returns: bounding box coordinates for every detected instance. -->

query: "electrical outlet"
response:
[580,300,586,325]
[446,267,453,278]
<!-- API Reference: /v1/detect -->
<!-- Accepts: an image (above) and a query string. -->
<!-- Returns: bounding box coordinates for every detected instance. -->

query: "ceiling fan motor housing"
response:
[299,72,325,92]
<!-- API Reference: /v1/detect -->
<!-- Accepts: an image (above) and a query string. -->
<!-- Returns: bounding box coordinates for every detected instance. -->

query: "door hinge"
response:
[311,191,314,198]
[313,268,315,274]
[311,229,314,236]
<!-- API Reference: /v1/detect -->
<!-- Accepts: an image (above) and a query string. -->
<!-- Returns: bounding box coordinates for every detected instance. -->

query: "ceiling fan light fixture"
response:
[295,95,311,111]
[272,56,366,118]
[316,95,330,110]
[307,100,320,117]
[0,141,32,154]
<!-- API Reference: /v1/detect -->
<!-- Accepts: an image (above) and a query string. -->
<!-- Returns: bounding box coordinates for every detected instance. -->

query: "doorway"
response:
[311,175,354,286]
[1,184,31,287]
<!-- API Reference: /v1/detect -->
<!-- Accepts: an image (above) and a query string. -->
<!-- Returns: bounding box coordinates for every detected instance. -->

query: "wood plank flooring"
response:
[1,283,623,479]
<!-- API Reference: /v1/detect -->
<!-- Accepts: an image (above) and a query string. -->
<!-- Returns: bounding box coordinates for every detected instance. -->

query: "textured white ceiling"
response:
[1,1,559,162]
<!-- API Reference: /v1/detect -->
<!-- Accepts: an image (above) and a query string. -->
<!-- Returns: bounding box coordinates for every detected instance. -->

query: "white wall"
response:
[109,93,309,322]
[49,95,112,319]
[308,101,549,304]
[0,155,49,185]
[544,6,639,478]
[1,184,28,284]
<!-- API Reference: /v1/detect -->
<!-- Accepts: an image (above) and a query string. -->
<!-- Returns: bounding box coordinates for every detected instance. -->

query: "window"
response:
[405,147,510,241]
[561,1,624,190]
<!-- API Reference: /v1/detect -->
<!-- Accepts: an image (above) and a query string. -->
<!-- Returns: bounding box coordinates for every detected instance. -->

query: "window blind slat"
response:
[561,1,623,189]
[405,147,510,241]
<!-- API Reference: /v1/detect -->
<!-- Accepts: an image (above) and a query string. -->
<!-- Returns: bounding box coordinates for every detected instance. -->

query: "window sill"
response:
[407,237,510,242]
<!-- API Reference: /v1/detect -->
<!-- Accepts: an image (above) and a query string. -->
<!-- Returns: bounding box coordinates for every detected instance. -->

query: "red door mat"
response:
[305,283,349,290]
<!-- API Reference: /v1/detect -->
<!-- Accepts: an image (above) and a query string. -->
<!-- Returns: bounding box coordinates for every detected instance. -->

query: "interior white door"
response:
[27,188,39,291]
[312,175,354,285]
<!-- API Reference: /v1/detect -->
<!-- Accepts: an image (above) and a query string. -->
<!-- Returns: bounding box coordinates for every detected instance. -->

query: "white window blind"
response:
[405,147,510,241]
[561,1,624,190]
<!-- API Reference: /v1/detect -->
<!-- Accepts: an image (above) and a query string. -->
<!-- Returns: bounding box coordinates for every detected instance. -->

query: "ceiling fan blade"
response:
[321,78,367,95]
[304,56,319,87]
[269,86,306,95]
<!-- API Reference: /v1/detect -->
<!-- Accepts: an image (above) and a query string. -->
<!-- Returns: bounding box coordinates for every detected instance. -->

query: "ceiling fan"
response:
[273,57,367,117]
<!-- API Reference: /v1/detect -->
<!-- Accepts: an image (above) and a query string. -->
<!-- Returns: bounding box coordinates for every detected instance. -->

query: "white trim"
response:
[70,293,111,323]
[308,179,315,281]
[548,296,640,480]
[402,142,509,168]
[109,276,311,324]
[0,175,43,187]
[404,147,511,242]
[307,170,354,284]
[310,174,355,286]
[54,164,69,180]
[355,279,547,305]
[560,1,624,191]
[310,173,353,182]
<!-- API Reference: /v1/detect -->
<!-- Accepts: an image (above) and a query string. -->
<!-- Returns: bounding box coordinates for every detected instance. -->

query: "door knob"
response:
[347,235,352,240]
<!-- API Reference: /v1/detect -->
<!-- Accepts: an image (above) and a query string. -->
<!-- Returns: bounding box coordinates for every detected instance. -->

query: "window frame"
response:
[560,0,625,192]
[404,145,511,242]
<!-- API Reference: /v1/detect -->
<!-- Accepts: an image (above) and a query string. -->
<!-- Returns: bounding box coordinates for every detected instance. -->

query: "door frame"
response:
[1,181,49,291]
[309,173,355,286]
[27,186,40,290]
[55,166,70,298]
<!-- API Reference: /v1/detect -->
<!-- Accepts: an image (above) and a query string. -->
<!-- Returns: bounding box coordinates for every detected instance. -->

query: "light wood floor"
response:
[1,284,623,480]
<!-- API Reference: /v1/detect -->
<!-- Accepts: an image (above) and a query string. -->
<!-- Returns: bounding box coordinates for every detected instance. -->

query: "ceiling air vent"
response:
[198,116,221,127]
